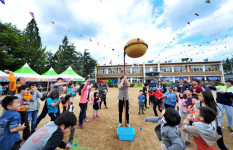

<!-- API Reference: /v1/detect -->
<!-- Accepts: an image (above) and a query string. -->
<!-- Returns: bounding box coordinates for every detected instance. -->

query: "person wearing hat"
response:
[208,79,233,132]
[163,87,177,109]
[27,83,42,134]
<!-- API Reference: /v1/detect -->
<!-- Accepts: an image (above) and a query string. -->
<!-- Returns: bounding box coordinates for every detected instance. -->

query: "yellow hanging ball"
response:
[124,38,148,58]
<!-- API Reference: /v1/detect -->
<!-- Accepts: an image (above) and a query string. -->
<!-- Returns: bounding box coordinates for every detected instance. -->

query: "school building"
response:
[95,61,225,84]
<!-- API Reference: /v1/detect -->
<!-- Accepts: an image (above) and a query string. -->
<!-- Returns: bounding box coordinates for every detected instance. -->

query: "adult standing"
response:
[148,79,156,105]
[175,78,186,93]
[98,81,108,109]
[209,80,233,132]
[84,79,92,122]
[27,83,42,134]
[142,83,148,109]
[156,81,166,93]
[203,80,212,93]
[36,77,70,127]
[190,80,204,97]
[118,75,131,128]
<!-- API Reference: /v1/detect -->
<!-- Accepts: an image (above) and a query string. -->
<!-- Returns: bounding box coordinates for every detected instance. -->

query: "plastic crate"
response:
[117,127,135,141]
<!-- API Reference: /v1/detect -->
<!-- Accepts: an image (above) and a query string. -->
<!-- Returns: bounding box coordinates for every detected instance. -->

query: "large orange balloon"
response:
[124,38,148,58]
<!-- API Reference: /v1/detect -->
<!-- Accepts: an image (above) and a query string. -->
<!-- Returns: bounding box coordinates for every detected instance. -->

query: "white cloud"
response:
[0,0,233,66]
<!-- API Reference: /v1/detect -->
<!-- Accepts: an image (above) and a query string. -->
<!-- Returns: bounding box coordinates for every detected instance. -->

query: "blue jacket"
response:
[163,92,177,106]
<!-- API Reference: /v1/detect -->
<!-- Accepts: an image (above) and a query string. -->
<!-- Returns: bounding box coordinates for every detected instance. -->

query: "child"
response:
[91,92,101,119]
[138,90,145,115]
[145,108,185,150]
[78,78,90,129]
[20,111,77,150]
[182,106,221,149]
[150,88,163,116]
[184,89,193,107]
[177,93,188,128]
[63,95,75,143]
[163,87,177,109]
[0,96,26,150]
[47,90,61,121]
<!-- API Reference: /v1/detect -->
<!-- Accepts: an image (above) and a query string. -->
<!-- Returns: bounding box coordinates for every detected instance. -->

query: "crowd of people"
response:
[0,71,110,150]
[0,70,233,150]
[144,78,233,150]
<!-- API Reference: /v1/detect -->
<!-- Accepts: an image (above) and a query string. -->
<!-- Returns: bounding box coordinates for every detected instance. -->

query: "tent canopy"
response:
[41,67,58,79]
[13,63,41,78]
[59,66,84,81]
[0,70,8,77]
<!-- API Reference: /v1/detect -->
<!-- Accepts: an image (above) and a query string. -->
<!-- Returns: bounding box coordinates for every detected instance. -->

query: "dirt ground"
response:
[1,88,233,150]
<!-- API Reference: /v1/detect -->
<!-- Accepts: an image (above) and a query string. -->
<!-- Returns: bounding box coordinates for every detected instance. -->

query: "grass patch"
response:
[134,86,144,88]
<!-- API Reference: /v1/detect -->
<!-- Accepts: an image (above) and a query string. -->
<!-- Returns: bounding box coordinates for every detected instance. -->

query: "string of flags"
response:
[0,0,5,5]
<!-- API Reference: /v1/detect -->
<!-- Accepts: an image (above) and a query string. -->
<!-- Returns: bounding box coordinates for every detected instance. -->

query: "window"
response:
[145,67,151,72]
[108,68,117,74]
[161,66,172,72]
[191,66,203,72]
[152,67,158,72]
[174,66,186,72]
[98,68,107,74]
[132,67,142,73]
[131,77,143,83]
[121,68,131,74]
[205,65,218,72]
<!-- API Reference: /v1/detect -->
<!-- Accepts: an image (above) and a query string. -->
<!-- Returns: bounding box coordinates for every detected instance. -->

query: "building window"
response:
[191,66,203,72]
[132,77,143,83]
[174,66,186,72]
[145,67,151,72]
[152,67,158,72]
[121,68,131,74]
[108,68,117,74]
[205,65,218,72]
[161,66,172,72]
[98,68,106,74]
[132,67,142,73]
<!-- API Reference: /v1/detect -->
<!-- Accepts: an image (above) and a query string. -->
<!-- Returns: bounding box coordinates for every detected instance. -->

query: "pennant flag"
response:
[51,21,55,24]
[109,60,112,65]
[132,63,137,67]
[29,12,35,18]
[203,58,208,62]
[207,42,209,44]
[168,60,172,63]
[195,13,199,16]
[187,22,190,25]
[0,0,5,4]
[90,38,92,42]
[97,64,100,66]
[173,38,175,40]
[112,49,114,51]
[148,60,154,64]
[97,42,99,45]
[206,0,210,3]
[188,45,191,46]
[215,39,217,41]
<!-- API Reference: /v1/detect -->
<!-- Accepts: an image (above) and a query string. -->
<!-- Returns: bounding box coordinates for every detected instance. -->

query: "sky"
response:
[1,0,233,65]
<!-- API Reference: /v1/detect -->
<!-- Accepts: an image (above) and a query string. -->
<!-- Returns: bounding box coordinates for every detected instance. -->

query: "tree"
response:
[73,49,97,78]
[24,18,47,74]
[0,21,26,71]
[53,36,79,73]
[223,57,233,74]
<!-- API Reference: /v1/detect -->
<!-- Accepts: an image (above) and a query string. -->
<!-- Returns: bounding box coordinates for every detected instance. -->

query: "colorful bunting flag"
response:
[29,12,35,18]
[0,0,5,4]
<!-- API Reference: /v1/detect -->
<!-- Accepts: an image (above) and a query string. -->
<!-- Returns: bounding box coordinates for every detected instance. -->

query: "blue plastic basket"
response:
[117,127,135,141]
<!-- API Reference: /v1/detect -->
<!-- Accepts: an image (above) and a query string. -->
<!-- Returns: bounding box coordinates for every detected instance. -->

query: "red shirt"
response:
[193,136,216,150]
[191,85,203,96]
